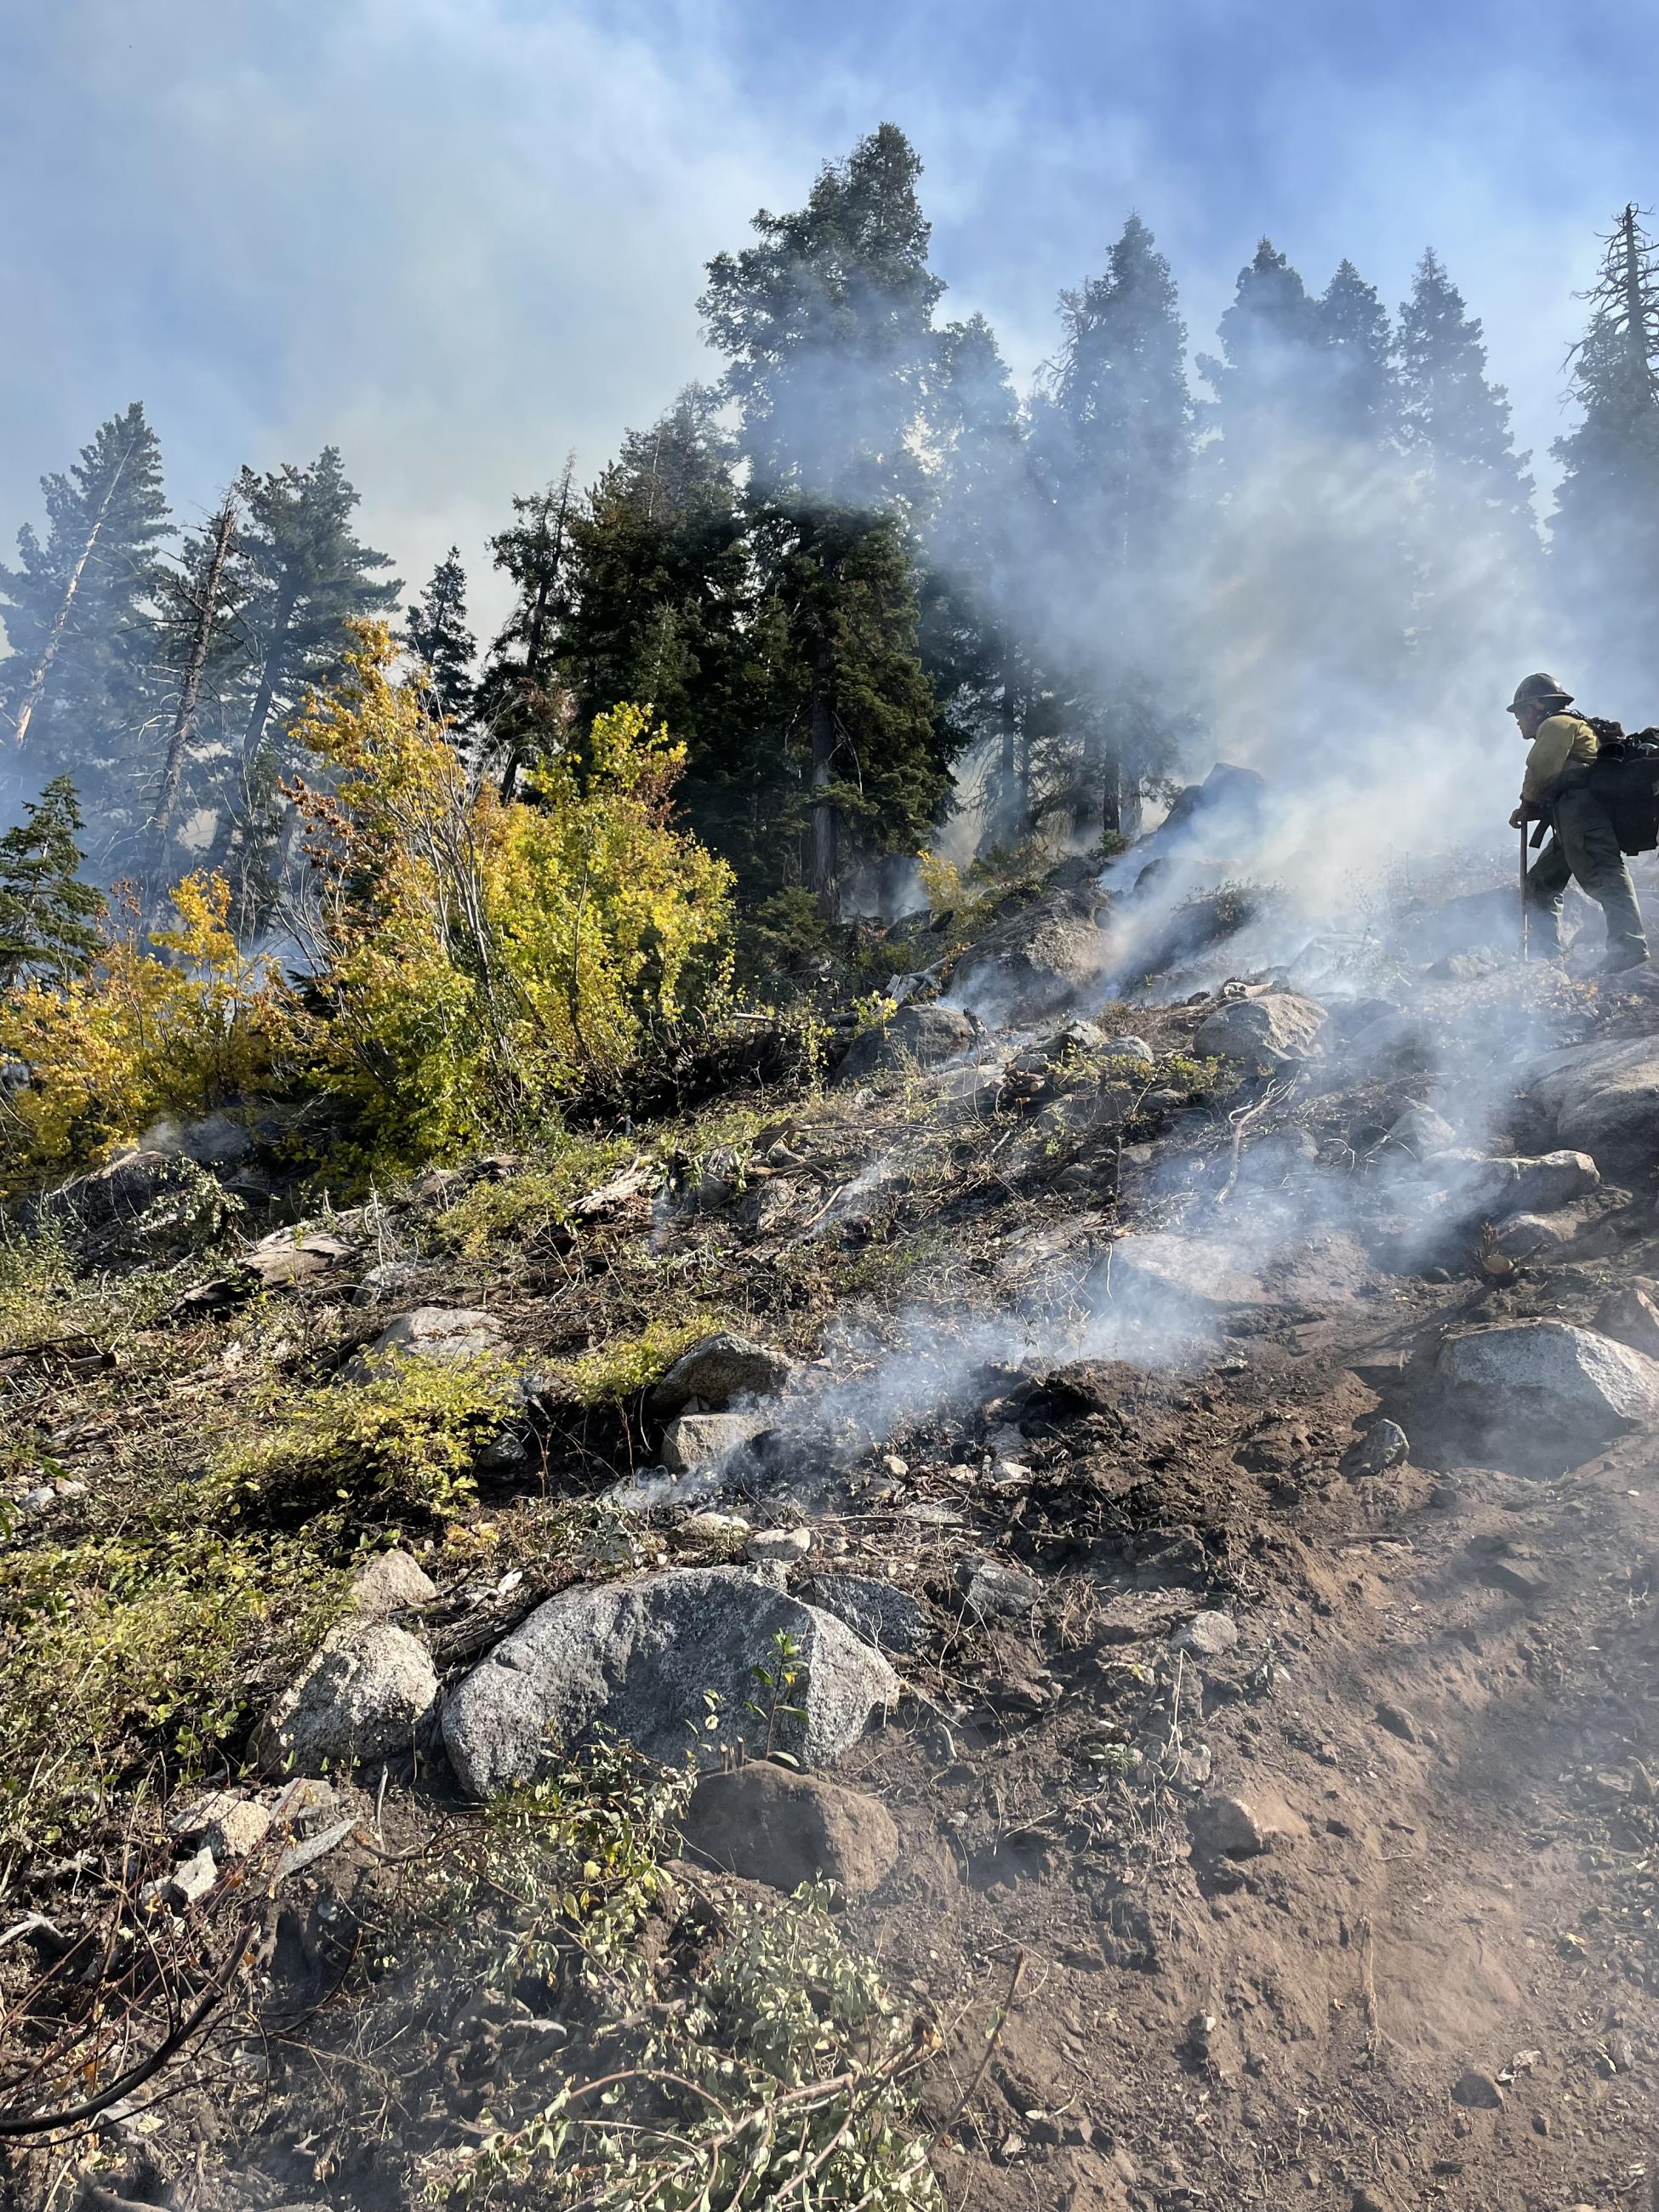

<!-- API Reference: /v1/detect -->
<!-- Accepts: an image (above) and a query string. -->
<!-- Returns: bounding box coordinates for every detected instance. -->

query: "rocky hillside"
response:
[5,831,1659,2212]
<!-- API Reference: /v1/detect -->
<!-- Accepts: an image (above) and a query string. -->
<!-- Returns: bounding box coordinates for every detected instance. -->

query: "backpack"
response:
[1584,716,1659,855]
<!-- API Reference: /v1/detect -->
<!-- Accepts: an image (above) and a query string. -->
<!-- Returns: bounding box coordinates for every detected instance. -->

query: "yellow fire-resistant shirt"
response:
[1520,712,1599,804]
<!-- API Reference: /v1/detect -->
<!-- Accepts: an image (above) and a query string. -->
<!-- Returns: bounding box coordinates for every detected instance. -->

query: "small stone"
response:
[362,1306,504,1368]
[350,1549,438,1618]
[208,1799,274,1859]
[1593,1284,1659,1359]
[1190,1788,1307,1860]
[252,1622,438,1778]
[661,1411,770,1473]
[1384,1104,1455,1155]
[1342,1420,1409,1478]
[1479,1554,1552,1603]
[1491,1213,1569,1260]
[1171,1611,1240,1658]
[1105,1035,1156,1065]
[882,1454,909,1479]
[265,1776,340,1831]
[164,1845,217,1908]
[1451,2067,1503,2109]
[958,1556,1044,1621]
[744,1527,812,1565]
[681,1761,900,1897]
[1374,1700,1420,1745]
[647,1332,793,1418]
[682,1511,750,1544]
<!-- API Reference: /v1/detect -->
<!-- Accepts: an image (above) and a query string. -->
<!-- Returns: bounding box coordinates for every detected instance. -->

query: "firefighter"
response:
[1508,671,1648,973]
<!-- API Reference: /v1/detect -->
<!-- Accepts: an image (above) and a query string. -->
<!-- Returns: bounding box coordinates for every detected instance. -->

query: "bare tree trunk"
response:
[242,577,297,767]
[9,428,140,751]
[157,494,237,847]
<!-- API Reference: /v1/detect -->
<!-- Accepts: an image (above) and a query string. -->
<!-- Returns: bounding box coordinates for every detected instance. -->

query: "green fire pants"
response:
[1525,769,1648,955]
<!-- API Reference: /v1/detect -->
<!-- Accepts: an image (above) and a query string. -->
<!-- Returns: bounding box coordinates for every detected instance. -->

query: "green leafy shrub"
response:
[558,1314,734,1408]
[213,1351,520,1521]
[0,1519,343,1861]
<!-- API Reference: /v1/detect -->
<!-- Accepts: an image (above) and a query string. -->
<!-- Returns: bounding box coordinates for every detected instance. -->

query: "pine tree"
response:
[475,459,577,801]
[1031,215,1196,835]
[559,389,750,757]
[924,314,1033,838]
[403,547,476,725]
[0,404,171,847]
[236,447,400,769]
[1398,248,1539,681]
[1551,205,1659,704]
[701,124,955,906]
[0,777,105,987]
[1318,259,1395,439]
[1200,241,1413,733]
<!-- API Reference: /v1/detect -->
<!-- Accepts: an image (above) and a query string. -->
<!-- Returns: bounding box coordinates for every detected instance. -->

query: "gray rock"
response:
[682,1762,900,1897]
[157,1844,217,1910]
[253,1622,438,1778]
[1342,1419,1410,1478]
[242,1232,360,1289]
[1525,1033,1659,1169]
[1383,1104,1455,1156]
[364,1306,504,1365]
[805,1573,929,1656]
[1439,1321,1659,1447]
[837,1001,978,1080]
[744,1527,811,1565]
[1422,1149,1599,1223]
[442,1568,899,1795]
[661,1411,771,1473]
[647,1331,792,1418]
[1374,1700,1420,1745]
[350,1549,438,1617]
[1104,1035,1157,1065]
[1593,1284,1659,1359]
[949,885,1110,1023]
[957,1556,1044,1621]
[1171,1611,1240,1658]
[1491,1211,1571,1259]
[208,1799,275,1859]
[1192,993,1328,1071]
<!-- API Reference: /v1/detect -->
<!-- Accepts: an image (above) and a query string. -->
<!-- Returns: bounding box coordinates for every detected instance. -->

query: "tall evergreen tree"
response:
[1551,205,1659,705]
[1032,214,1196,835]
[236,447,400,769]
[0,403,171,851]
[1318,259,1396,439]
[403,547,476,724]
[1200,241,1413,738]
[1398,248,1539,682]
[924,314,1034,836]
[0,776,105,988]
[560,390,749,752]
[701,124,956,907]
[476,459,577,801]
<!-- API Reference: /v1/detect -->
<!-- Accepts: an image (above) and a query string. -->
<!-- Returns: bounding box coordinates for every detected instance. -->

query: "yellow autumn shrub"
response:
[291,624,733,1169]
[0,873,293,1183]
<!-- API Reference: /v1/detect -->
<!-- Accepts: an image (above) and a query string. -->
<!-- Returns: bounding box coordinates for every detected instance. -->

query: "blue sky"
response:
[1,0,1653,628]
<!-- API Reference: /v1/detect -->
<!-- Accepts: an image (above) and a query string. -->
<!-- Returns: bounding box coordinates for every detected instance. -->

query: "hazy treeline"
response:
[3,124,1657,940]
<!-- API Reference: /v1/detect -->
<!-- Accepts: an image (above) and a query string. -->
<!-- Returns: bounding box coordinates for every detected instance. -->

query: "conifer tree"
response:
[559,390,749,759]
[0,777,105,987]
[1200,240,1323,470]
[236,447,400,768]
[475,460,578,801]
[1318,259,1396,439]
[925,314,1033,836]
[701,124,955,907]
[403,547,476,725]
[1551,205,1659,702]
[1398,248,1539,680]
[0,404,171,844]
[1032,214,1195,835]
